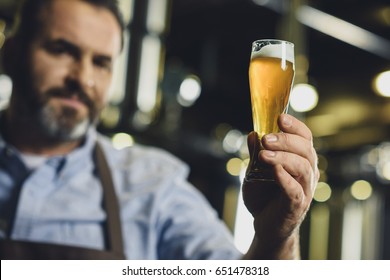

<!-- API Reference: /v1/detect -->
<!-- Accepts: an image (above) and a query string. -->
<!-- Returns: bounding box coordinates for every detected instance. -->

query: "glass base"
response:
[245,131,276,182]
[245,168,275,182]
[245,157,275,182]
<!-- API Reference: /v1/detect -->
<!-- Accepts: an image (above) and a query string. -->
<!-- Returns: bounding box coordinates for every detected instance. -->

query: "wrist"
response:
[242,230,301,260]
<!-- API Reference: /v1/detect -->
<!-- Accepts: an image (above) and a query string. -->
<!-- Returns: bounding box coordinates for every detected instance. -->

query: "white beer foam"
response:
[251,42,294,64]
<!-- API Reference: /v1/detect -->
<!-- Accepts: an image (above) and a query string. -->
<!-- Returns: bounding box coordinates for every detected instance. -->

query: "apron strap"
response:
[94,142,125,258]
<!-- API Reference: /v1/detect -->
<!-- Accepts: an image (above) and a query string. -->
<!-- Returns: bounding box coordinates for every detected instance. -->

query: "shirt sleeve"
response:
[154,167,242,260]
[100,138,243,260]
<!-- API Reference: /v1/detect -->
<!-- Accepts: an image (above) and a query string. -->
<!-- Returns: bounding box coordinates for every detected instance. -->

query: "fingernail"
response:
[264,134,277,143]
[263,150,276,157]
[282,115,292,127]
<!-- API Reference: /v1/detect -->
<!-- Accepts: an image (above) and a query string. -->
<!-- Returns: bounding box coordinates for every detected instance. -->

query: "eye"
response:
[93,56,113,71]
[43,39,78,58]
[45,42,67,54]
[46,44,65,54]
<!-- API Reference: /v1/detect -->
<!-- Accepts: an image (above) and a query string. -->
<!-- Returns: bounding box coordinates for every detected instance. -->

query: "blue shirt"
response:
[0,127,242,259]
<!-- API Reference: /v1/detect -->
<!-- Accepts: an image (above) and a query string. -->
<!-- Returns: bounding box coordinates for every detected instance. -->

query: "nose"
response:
[67,58,95,91]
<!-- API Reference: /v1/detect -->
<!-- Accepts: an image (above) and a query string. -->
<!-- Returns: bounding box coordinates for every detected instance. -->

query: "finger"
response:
[247,131,258,154]
[260,150,316,196]
[262,133,318,170]
[247,131,261,161]
[278,114,313,142]
[274,164,311,220]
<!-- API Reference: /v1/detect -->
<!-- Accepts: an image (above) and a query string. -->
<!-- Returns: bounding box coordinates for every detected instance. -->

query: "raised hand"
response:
[242,114,319,259]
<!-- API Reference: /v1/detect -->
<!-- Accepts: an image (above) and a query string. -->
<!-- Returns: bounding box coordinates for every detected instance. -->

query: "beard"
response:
[18,82,100,142]
[38,104,92,141]
[39,86,99,141]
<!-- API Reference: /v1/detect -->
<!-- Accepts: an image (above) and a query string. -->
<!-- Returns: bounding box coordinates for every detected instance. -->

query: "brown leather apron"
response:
[0,143,125,259]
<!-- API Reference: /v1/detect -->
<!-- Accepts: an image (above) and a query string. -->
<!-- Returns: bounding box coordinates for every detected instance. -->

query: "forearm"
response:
[241,230,301,260]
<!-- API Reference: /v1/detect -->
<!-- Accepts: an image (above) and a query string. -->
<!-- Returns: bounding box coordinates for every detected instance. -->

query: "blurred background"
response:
[0,0,390,259]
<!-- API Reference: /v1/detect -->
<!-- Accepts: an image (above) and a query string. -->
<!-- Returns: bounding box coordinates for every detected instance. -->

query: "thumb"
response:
[247,131,260,161]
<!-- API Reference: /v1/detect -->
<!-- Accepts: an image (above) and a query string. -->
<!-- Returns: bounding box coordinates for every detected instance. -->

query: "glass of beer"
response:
[246,39,295,181]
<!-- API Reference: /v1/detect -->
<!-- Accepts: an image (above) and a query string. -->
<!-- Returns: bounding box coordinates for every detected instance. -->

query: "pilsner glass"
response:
[246,39,295,181]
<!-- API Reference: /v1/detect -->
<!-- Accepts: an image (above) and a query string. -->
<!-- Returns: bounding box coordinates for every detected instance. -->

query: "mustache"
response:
[45,86,95,111]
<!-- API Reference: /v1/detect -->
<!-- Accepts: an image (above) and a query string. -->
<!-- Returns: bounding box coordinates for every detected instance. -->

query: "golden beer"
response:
[246,40,295,181]
[249,57,294,139]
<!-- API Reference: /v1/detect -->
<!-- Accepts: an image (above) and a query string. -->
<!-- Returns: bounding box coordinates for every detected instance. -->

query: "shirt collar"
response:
[58,127,98,173]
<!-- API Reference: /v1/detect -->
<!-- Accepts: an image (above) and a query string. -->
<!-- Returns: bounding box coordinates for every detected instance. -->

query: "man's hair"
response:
[12,0,126,48]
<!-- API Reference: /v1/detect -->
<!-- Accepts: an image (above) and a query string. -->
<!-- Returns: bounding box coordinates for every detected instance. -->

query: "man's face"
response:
[25,0,122,141]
